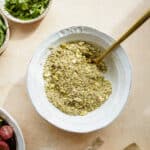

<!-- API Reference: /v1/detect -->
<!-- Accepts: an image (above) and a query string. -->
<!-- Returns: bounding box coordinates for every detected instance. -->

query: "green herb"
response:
[43,41,112,116]
[5,0,50,20]
[0,15,7,48]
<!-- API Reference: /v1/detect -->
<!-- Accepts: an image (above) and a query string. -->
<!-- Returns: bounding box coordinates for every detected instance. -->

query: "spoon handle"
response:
[95,9,150,63]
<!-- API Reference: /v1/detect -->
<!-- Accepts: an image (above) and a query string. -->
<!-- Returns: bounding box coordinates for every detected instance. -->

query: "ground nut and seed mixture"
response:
[43,41,112,116]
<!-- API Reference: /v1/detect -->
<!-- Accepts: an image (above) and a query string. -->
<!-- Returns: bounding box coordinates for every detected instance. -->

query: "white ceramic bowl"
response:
[0,10,9,54]
[0,108,25,150]
[27,26,132,133]
[0,0,52,24]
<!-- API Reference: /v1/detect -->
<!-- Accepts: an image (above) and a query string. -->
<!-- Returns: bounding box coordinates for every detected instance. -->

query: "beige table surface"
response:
[0,0,150,149]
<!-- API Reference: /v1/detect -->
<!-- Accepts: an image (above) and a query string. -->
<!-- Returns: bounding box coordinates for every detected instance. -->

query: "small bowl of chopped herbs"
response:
[1,0,52,24]
[27,26,132,133]
[0,11,9,54]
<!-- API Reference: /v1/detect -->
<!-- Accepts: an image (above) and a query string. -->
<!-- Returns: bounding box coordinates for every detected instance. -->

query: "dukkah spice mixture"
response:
[43,41,112,115]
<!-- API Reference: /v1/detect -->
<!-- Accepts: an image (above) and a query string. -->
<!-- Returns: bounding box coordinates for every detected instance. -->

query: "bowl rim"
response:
[0,0,52,24]
[27,26,132,133]
[0,10,10,54]
[0,108,25,150]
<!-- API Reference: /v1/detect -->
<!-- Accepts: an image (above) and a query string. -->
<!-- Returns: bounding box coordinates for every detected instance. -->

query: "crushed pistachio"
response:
[124,143,141,150]
[87,137,104,150]
[43,41,112,116]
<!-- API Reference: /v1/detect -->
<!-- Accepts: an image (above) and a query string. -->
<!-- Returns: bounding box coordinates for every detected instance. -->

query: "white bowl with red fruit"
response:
[0,108,25,150]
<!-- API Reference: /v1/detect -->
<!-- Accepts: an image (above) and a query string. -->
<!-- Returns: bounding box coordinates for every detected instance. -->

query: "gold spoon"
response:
[93,9,150,64]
